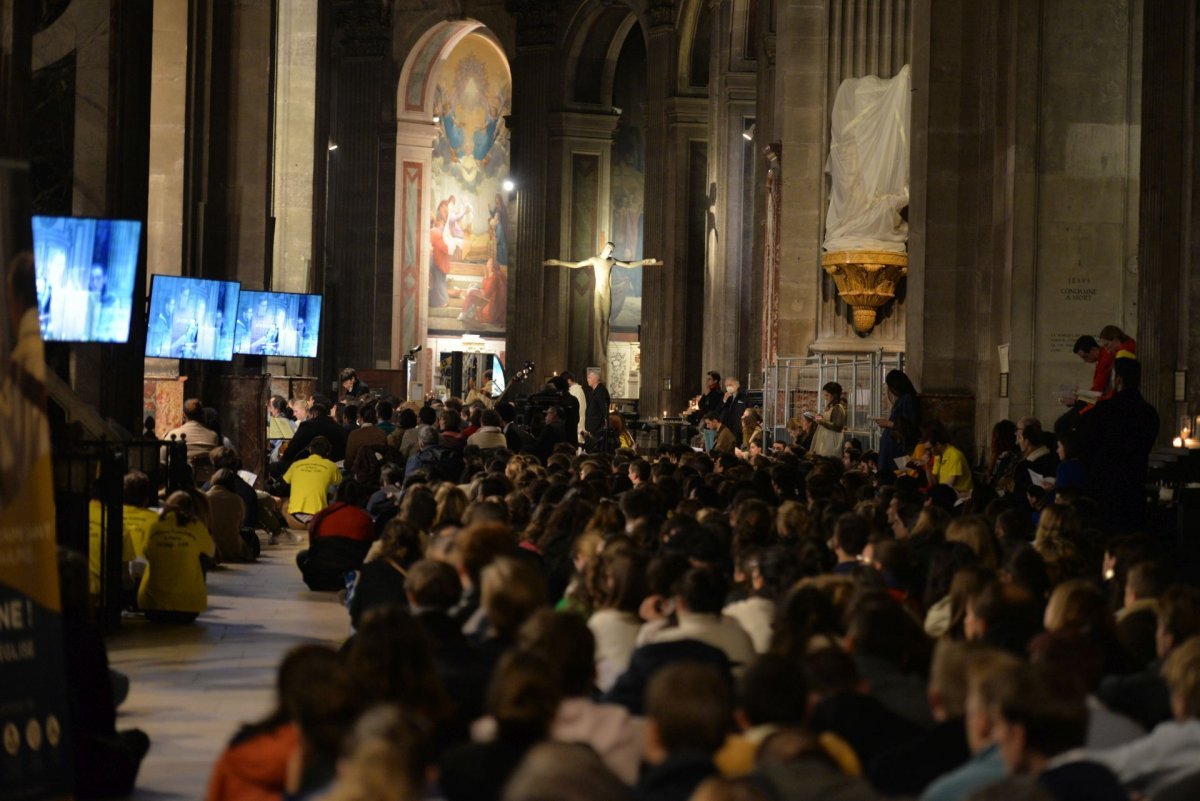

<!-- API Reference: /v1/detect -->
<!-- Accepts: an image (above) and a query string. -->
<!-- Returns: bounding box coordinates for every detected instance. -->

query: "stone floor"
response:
[106,539,349,800]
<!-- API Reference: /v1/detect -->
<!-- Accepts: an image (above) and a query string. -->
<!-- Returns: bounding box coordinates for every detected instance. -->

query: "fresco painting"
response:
[428,33,511,335]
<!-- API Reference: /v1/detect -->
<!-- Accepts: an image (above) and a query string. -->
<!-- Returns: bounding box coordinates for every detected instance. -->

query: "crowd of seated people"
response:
[154,339,1200,801]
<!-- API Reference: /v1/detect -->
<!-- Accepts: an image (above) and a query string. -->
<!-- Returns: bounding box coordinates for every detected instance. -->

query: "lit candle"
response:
[662,409,668,418]
[1174,437,1185,448]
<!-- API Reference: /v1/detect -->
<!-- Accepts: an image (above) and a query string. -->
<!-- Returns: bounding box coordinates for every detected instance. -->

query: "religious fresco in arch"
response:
[609,32,647,333]
[428,33,511,336]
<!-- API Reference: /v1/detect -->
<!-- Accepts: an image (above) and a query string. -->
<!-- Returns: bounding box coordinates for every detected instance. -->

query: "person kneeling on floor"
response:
[296,479,376,592]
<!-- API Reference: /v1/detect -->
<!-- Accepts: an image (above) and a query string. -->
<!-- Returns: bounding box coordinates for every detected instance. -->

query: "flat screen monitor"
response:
[233,290,322,358]
[145,275,241,361]
[32,215,142,343]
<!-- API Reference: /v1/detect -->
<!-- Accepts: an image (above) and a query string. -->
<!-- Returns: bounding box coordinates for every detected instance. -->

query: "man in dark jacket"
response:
[496,401,526,453]
[689,371,725,423]
[281,402,348,468]
[534,406,568,462]
[549,376,580,446]
[405,425,464,482]
[1079,358,1160,532]
[719,378,747,443]
[584,368,611,436]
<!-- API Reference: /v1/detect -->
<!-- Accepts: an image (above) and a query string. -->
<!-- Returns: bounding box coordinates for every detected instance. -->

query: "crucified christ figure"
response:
[544,242,663,368]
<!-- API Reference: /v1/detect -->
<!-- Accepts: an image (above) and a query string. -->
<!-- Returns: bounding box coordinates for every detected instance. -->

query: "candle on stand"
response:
[1174,437,1185,448]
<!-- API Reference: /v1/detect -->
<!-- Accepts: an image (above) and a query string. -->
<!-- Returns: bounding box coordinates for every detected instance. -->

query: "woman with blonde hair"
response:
[435,484,469,526]
[1033,503,1079,551]
[946,516,999,569]
[776,500,816,541]
[1044,578,1136,674]
[322,705,429,801]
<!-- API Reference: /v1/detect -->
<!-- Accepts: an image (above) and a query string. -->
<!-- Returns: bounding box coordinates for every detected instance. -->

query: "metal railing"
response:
[761,350,905,450]
[53,437,189,632]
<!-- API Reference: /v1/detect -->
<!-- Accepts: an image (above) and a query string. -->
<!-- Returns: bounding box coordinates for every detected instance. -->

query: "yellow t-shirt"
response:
[283,455,342,515]
[88,499,135,596]
[137,512,216,613]
[933,444,974,493]
[124,504,160,557]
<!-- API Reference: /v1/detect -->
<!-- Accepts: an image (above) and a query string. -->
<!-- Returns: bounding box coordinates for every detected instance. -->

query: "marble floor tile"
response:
[106,540,349,799]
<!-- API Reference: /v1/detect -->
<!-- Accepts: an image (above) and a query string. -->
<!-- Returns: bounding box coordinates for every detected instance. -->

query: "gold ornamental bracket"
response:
[822,250,908,334]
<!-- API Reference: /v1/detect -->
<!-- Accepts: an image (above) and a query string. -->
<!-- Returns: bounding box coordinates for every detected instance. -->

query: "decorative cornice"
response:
[646,0,675,30]
[332,0,392,58]
[506,0,559,48]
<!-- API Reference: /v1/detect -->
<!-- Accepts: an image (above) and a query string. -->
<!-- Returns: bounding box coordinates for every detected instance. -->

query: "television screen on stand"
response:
[31,215,142,343]
[145,275,241,361]
[233,290,323,359]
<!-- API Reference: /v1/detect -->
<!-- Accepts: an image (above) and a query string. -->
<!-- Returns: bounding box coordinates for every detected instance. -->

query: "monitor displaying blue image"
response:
[145,275,240,361]
[32,215,142,343]
[234,290,322,358]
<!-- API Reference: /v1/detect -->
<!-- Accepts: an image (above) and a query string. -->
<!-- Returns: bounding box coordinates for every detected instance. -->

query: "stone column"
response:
[705,0,758,384]
[770,1,826,362]
[639,1,685,415]
[504,0,559,379]
[147,0,187,281]
[272,1,318,295]
[1139,0,1193,433]
[316,2,396,383]
[392,118,436,369]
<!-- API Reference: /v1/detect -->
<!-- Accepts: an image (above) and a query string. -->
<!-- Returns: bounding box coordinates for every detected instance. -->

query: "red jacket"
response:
[205,723,298,801]
[308,501,374,542]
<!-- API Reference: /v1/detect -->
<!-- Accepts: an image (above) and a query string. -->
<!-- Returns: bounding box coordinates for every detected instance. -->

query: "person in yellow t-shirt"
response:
[282,435,341,523]
[88,497,135,598]
[138,491,216,623]
[121,469,160,557]
[921,421,974,495]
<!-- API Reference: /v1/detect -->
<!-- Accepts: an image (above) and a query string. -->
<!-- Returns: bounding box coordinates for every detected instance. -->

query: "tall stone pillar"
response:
[504,1,558,380]
[1139,0,1193,433]
[707,0,758,383]
[392,118,436,369]
[315,1,396,383]
[640,1,688,415]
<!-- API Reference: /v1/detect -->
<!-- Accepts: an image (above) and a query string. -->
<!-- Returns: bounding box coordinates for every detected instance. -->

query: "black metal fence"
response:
[52,437,189,632]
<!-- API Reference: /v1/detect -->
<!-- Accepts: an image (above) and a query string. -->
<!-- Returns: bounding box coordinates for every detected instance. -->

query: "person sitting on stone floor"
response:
[138,490,216,624]
[58,548,151,799]
[346,517,422,629]
[206,644,334,801]
[282,435,341,528]
[991,662,1127,801]
[344,401,386,467]
[161,397,219,463]
[636,662,730,801]
[205,469,258,563]
[295,478,375,592]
